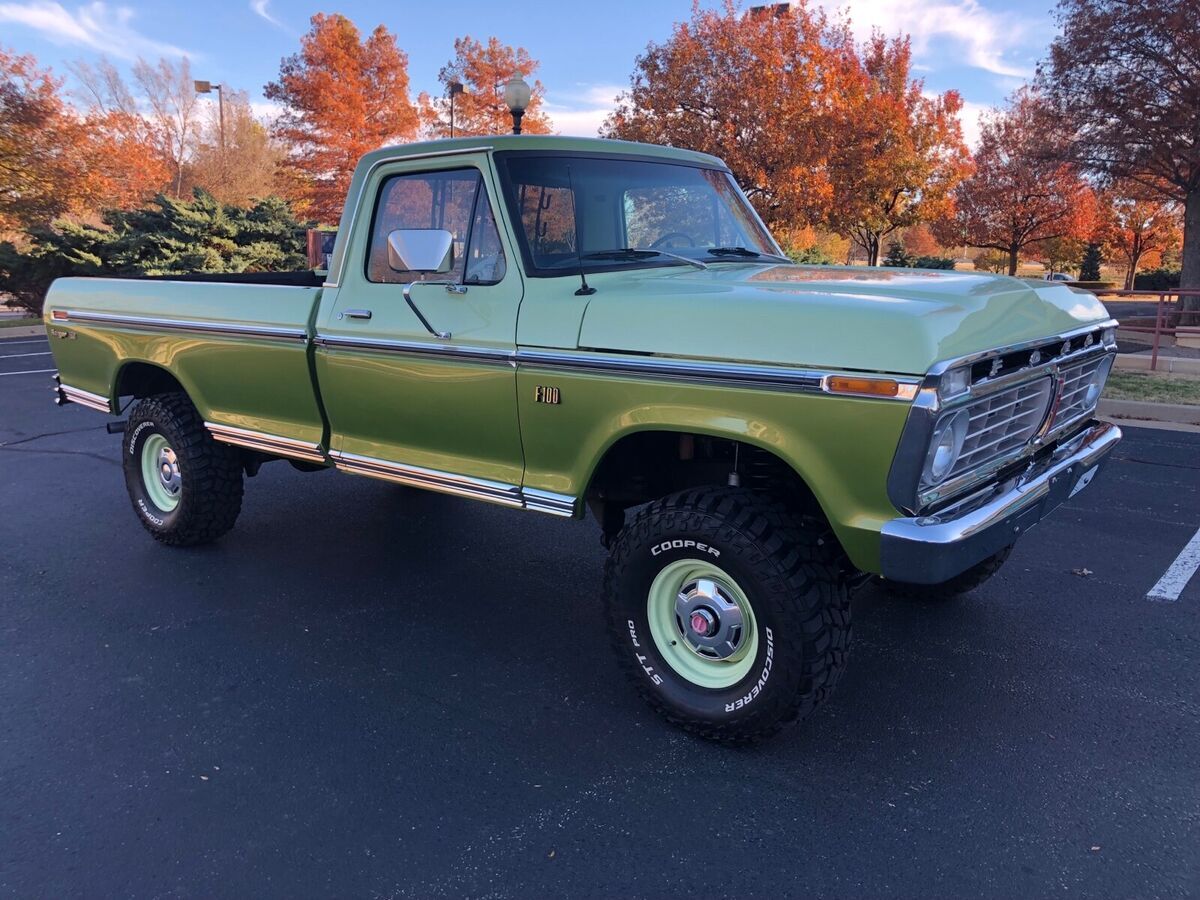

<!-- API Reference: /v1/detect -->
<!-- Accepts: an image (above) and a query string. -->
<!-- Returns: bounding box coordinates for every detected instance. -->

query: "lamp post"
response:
[448,80,464,138]
[193,79,225,153]
[502,75,531,135]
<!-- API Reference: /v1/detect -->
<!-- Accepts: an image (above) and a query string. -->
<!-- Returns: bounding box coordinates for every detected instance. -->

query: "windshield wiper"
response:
[705,246,792,263]
[580,248,708,270]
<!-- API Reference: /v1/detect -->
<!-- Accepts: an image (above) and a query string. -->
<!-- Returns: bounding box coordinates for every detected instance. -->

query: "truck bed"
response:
[44,276,327,451]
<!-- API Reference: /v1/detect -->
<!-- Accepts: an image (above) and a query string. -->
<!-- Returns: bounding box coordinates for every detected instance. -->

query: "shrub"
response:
[0,190,310,314]
[911,256,955,270]
[1133,268,1181,291]
[785,244,833,265]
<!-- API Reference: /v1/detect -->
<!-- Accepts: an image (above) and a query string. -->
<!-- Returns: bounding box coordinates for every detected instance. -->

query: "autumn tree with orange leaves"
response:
[1097,182,1182,290]
[266,13,419,223]
[604,2,859,232]
[826,36,969,265]
[419,36,551,138]
[0,48,89,233]
[935,92,1095,276]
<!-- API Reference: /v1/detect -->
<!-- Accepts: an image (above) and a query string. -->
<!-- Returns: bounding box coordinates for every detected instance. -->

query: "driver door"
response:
[315,155,525,503]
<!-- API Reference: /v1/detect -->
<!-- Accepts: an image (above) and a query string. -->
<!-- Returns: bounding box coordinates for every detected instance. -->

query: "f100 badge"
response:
[534,385,561,405]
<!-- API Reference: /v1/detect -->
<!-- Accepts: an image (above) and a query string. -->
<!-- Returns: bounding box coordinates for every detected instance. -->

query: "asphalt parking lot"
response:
[2,332,1198,898]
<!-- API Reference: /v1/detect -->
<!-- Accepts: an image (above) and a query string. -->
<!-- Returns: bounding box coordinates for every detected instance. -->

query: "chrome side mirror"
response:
[387,229,454,274]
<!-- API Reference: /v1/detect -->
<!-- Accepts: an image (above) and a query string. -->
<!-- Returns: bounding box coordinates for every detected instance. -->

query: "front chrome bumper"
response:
[879,419,1121,585]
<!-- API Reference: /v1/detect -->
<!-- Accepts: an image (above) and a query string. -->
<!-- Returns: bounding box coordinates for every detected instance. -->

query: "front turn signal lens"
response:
[824,376,917,400]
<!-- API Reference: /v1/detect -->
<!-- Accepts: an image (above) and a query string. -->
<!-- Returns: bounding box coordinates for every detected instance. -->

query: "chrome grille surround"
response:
[887,320,1118,516]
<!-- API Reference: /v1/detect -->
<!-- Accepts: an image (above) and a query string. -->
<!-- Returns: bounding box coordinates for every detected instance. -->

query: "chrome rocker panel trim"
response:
[880,419,1121,585]
[62,310,308,343]
[54,378,113,414]
[330,450,578,516]
[205,423,326,463]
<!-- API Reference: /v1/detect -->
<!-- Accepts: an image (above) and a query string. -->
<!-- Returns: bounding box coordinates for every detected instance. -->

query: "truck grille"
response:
[1051,356,1107,431]
[947,377,1054,480]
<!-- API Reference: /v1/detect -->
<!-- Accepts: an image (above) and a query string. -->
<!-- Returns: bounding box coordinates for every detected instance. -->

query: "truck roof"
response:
[359,135,729,171]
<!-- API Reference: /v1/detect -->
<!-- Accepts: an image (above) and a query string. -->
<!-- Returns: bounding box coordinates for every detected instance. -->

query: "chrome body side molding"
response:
[516,349,830,394]
[313,335,515,367]
[62,310,308,343]
[205,422,326,464]
[313,339,915,398]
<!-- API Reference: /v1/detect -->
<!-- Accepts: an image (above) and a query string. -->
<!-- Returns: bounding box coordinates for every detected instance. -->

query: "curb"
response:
[1115,353,1200,375]
[1098,398,1200,425]
[0,325,45,339]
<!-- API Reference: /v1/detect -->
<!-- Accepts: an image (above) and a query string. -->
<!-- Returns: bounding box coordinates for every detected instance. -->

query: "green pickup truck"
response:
[45,135,1121,742]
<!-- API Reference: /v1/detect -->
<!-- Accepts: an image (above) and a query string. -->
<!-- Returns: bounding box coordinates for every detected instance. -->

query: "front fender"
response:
[515,366,910,573]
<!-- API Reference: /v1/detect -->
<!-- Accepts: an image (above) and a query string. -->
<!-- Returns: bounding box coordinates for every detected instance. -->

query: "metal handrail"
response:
[1105,289,1200,370]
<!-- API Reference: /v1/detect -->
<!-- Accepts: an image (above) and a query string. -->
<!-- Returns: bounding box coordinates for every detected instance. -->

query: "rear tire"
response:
[604,487,852,745]
[122,393,244,546]
[880,547,1011,601]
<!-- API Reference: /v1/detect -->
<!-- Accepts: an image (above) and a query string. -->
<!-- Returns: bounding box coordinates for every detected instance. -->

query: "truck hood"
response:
[577,264,1112,375]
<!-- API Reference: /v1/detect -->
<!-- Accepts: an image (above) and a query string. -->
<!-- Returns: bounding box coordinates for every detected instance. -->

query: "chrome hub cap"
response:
[676,578,745,660]
[646,559,760,689]
[158,448,181,496]
[140,433,181,512]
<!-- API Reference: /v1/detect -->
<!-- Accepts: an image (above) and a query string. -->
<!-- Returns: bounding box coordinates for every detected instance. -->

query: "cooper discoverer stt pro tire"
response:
[122,392,244,546]
[604,487,852,744]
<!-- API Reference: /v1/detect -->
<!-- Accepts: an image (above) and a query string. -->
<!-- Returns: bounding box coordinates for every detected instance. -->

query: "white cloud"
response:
[0,1,192,60]
[249,0,287,32]
[956,99,991,149]
[815,0,1041,78]
[249,99,283,123]
[543,83,623,137]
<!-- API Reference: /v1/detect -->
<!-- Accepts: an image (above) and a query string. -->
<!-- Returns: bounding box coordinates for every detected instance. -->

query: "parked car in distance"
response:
[44,136,1121,743]
[1045,271,1075,282]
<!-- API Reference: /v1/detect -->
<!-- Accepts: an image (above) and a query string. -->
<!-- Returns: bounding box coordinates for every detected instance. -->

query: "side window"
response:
[366,169,480,284]
[464,191,507,285]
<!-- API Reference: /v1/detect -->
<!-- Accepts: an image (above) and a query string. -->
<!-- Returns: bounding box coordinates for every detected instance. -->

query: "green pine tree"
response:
[1079,243,1103,282]
[882,241,913,267]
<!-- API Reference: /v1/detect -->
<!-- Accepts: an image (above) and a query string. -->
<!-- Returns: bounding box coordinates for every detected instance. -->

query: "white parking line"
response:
[0,339,49,346]
[1147,526,1200,602]
[0,351,51,359]
[0,368,55,377]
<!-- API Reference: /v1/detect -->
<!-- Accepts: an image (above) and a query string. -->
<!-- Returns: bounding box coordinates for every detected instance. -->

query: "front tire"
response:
[122,393,244,545]
[604,488,851,744]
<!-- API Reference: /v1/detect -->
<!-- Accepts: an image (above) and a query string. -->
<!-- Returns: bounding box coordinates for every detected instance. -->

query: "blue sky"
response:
[0,0,1062,144]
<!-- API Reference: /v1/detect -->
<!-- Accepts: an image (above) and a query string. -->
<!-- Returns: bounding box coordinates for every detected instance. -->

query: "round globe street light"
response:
[502,75,531,135]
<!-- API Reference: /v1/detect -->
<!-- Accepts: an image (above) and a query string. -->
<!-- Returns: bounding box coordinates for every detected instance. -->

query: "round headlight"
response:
[1083,355,1114,409]
[922,409,969,487]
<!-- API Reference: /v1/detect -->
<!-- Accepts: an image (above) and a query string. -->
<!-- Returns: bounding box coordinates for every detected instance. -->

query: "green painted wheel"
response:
[646,559,759,690]
[140,432,181,513]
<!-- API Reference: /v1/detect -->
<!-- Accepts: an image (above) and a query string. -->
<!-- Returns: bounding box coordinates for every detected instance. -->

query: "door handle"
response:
[339,308,372,320]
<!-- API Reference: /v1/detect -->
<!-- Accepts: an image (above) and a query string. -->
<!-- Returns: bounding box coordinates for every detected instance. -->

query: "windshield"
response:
[494,153,784,276]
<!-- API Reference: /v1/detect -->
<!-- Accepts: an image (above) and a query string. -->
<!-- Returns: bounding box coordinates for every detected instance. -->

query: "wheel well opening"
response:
[115,363,185,401]
[585,431,823,536]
